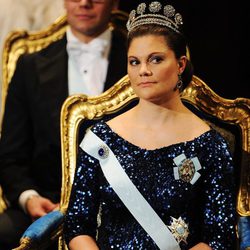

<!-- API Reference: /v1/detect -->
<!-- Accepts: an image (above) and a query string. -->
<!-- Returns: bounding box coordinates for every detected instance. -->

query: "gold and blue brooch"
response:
[173,154,202,184]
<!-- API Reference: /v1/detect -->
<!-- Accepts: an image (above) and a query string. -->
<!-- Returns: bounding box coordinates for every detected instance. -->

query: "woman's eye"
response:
[129,59,139,66]
[150,56,163,64]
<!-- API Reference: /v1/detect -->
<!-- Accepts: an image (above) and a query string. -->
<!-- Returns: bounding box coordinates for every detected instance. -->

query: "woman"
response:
[63,1,236,249]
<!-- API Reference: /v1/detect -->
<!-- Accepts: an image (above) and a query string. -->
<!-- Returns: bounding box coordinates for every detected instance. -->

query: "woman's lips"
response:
[138,81,156,87]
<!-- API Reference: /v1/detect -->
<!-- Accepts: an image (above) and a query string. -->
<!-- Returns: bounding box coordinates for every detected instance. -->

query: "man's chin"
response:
[77,25,107,37]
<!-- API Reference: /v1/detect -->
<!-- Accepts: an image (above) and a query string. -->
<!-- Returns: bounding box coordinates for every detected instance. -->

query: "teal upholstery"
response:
[238,216,250,250]
[14,210,64,250]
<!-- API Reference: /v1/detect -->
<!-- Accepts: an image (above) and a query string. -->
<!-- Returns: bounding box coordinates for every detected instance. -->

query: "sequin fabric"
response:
[64,121,237,249]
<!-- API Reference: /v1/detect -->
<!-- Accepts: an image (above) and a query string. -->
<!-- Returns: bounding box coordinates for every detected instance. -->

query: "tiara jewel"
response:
[137,3,146,14]
[149,1,162,13]
[126,1,183,34]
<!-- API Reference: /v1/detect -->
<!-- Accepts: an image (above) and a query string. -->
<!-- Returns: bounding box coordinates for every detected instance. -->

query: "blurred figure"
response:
[0,0,127,249]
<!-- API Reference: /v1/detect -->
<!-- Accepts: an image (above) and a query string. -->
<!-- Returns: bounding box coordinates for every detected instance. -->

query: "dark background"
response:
[119,1,249,99]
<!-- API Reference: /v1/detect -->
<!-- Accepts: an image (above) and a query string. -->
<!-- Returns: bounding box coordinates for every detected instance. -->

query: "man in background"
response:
[0,0,127,249]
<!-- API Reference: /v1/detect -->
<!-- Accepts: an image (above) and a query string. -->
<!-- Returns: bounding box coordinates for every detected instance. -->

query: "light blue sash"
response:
[80,129,181,250]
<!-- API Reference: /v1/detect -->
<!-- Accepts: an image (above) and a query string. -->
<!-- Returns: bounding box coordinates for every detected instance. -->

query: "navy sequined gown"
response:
[64,121,237,249]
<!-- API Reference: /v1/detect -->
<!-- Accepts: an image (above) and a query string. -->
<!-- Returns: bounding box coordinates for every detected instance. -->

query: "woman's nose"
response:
[139,63,152,76]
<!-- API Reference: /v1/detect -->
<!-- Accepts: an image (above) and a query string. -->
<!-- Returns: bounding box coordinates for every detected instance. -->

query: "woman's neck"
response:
[131,98,190,127]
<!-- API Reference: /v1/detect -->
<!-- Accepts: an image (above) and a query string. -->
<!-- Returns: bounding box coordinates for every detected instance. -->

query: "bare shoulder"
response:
[188,113,211,135]
[106,109,133,132]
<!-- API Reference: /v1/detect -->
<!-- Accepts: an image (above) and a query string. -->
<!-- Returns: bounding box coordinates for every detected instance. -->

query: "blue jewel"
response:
[98,145,109,159]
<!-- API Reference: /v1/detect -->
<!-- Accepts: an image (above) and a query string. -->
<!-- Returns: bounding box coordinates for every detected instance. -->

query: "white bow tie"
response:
[67,38,107,58]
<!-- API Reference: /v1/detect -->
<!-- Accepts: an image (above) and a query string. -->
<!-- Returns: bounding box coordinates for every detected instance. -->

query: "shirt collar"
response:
[66,26,112,58]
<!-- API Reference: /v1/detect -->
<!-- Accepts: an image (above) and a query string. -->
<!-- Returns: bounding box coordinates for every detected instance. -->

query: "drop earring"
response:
[174,74,183,91]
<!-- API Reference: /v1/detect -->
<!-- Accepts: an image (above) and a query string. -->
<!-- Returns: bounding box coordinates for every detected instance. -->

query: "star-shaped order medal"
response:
[168,216,189,244]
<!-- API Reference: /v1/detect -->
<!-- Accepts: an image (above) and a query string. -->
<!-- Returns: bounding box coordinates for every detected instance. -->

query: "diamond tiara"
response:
[126,1,184,34]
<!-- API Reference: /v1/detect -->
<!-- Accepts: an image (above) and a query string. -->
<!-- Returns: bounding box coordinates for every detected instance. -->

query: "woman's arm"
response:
[189,242,212,250]
[63,147,101,246]
[69,235,99,250]
[200,134,237,249]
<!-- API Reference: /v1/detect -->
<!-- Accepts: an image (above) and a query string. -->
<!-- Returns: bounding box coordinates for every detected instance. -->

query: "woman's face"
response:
[127,34,186,104]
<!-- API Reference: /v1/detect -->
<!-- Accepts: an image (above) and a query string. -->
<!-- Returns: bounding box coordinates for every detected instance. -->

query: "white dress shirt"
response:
[66,26,112,96]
